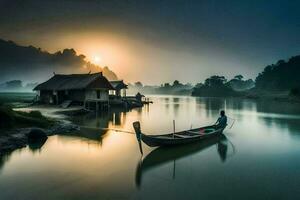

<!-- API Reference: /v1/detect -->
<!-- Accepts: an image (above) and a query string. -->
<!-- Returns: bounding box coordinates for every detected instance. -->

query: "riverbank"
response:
[243,90,300,103]
[0,105,81,156]
[191,89,300,104]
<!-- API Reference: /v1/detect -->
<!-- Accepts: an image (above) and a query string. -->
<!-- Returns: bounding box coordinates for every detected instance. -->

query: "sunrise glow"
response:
[93,55,102,64]
[1,1,300,199]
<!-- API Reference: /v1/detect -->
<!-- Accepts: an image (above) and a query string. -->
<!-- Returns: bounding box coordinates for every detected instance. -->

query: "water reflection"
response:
[73,108,129,128]
[217,136,231,162]
[173,97,180,117]
[135,134,229,188]
[68,107,132,141]
[0,152,12,174]
[28,137,48,153]
[1,96,300,200]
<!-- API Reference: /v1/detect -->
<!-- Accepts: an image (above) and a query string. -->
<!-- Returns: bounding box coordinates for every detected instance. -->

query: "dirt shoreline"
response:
[0,106,83,156]
[0,122,80,156]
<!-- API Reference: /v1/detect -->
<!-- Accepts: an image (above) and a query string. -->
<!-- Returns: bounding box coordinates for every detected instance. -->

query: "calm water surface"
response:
[1,96,300,200]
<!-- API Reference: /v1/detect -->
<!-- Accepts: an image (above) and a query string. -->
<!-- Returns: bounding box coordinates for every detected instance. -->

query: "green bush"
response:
[16,110,45,119]
[0,106,52,129]
[15,114,50,128]
[290,88,300,97]
[29,111,43,118]
[0,105,15,128]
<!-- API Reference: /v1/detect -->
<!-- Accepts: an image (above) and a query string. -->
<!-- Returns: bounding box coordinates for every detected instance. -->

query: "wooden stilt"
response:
[96,102,99,111]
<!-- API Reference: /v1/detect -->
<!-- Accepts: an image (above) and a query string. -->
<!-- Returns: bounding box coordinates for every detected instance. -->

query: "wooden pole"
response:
[173,120,175,138]
[173,159,176,179]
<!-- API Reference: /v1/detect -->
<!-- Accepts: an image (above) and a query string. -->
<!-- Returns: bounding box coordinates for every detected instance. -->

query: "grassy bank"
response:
[0,92,36,108]
[0,92,36,103]
[0,105,54,131]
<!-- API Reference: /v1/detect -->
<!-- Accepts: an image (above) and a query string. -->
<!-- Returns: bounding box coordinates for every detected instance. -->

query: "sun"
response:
[93,55,102,64]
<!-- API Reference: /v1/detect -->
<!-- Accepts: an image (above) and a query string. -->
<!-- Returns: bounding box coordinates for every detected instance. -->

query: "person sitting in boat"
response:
[215,110,227,129]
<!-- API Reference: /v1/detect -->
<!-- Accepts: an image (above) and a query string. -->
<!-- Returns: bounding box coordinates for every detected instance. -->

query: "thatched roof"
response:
[110,80,128,90]
[34,72,114,91]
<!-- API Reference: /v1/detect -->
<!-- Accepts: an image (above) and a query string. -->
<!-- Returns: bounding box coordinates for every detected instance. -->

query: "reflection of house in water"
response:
[63,108,129,146]
[111,109,127,126]
[72,107,128,130]
[34,72,114,110]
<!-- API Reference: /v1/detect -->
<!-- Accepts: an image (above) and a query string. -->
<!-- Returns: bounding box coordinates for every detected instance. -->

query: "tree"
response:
[234,75,243,81]
[228,76,254,91]
[191,75,245,97]
[290,88,300,97]
[164,83,171,87]
[195,83,203,88]
[204,76,227,87]
[173,80,180,86]
[255,55,300,91]
[135,81,143,87]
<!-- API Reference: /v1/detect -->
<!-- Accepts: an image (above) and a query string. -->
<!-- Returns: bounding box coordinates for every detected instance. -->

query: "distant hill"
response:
[0,39,118,83]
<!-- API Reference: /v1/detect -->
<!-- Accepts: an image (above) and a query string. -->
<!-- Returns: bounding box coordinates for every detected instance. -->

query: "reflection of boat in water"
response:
[135,134,228,187]
[133,121,224,152]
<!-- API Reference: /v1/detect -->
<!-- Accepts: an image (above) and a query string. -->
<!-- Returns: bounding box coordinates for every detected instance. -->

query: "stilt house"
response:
[34,72,114,109]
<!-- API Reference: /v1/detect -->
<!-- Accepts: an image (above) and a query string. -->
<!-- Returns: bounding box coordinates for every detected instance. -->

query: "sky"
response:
[0,0,299,84]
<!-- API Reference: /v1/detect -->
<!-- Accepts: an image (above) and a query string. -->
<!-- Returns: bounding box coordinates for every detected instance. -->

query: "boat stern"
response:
[133,121,143,154]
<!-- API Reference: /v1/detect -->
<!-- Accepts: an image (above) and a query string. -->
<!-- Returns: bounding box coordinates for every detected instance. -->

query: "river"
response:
[1,96,300,200]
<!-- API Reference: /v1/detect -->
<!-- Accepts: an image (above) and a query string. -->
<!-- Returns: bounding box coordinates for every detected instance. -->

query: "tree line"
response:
[130,54,299,97]
[191,75,254,97]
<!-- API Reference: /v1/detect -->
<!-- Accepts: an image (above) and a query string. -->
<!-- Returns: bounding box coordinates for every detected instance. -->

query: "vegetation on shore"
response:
[0,104,53,130]
[190,54,300,97]
[127,55,300,99]
[0,92,36,104]
[192,75,252,97]
[255,56,300,91]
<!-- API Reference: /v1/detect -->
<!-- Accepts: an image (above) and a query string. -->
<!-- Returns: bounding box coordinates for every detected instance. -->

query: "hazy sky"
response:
[0,0,299,84]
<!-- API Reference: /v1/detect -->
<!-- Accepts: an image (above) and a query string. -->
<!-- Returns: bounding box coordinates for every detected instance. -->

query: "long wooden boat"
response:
[133,121,225,153]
